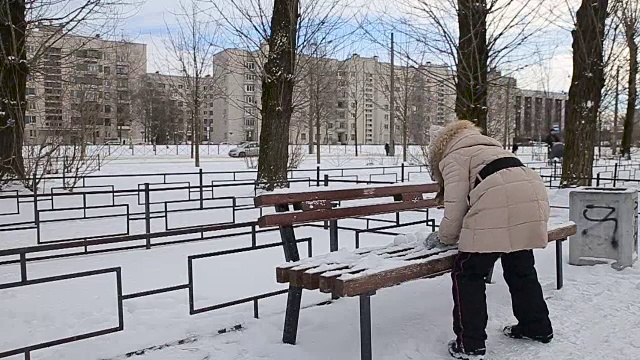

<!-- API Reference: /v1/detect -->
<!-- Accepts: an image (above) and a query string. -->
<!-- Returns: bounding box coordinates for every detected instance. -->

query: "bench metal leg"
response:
[329,220,339,252]
[330,220,340,300]
[556,239,564,290]
[283,285,303,345]
[360,291,375,360]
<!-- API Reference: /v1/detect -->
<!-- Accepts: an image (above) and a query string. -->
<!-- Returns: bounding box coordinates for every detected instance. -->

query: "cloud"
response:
[121,0,577,92]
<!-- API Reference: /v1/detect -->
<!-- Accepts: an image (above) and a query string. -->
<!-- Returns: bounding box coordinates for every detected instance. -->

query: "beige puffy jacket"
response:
[428,120,550,253]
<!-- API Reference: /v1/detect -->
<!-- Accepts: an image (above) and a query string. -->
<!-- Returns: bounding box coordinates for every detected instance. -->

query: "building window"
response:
[337,101,345,109]
[29,130,34,137]
[117,79,129,88]
[104,92,111,100]
[178,85,183,89]
[245,84,255,92]
[28,101,36,110]
[209,111,213,115]
[25,116,36,124]
[88,64,100,73]
[245,73,257,81]
[104,105,111,113]
[351,134,355,141]
[246,62,256,70]
[103,66,111,75]
[245,95,254,104]
[104,118,111,126]
[26,88,36,95]
[301,133,307,141]
[116,65,129,75]
[105,80,111,88]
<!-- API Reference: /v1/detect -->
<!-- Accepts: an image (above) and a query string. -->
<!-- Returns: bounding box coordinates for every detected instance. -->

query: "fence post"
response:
[144,183,151,249]
[401,163,405,183]
[98,154,101,171]
[614,163,618,188]
[32,172,39,233]
[324,174,329,187]
[199,168,204,210]
[596,173,601,187]
[316,165,320,187]
[62,156,66,189]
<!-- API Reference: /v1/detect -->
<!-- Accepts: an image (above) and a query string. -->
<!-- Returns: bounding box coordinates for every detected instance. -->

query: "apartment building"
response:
[513,88,568,142]
[24,25,147,145]
[141,73,218,144]
[211,49,459,146]
[210,49,262,145]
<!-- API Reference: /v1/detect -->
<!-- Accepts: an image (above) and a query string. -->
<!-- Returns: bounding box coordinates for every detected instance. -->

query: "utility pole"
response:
[503,77,511,149]
[316,74,321,165]
[613,66,620,155]
[402,60,409,162]
[389,32,396,156]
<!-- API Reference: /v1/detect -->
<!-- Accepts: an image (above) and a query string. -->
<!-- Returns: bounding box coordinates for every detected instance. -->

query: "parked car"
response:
[228,142,259,157]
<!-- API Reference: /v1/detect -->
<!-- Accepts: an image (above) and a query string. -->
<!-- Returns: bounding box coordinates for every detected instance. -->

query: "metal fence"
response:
[2,160,640,359]
[0,165,439,360]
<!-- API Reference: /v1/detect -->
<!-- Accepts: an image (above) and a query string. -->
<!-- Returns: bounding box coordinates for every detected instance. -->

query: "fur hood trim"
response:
[428,120,480,187]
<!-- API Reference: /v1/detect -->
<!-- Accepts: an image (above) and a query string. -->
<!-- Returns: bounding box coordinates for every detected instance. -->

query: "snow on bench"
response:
[276,222,577,297]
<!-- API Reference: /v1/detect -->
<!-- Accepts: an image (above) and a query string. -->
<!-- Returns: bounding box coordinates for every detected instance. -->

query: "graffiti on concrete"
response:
[582,205,619,249]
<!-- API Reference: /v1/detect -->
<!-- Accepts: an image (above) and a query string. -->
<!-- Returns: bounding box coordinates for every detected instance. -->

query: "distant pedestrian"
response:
[512,142,519,154]
[384,143,390,156]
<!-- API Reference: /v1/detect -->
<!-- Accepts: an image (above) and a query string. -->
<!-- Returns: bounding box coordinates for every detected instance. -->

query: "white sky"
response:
[120,0,577,93]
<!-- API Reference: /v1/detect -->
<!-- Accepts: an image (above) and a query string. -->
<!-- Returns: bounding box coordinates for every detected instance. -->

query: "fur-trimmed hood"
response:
[428,120,479,185]
[428,120,501,191]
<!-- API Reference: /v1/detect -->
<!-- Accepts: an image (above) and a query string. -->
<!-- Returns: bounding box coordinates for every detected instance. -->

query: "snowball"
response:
[394,234,409,245]
[405,233,417,243]
[414,231,428,243]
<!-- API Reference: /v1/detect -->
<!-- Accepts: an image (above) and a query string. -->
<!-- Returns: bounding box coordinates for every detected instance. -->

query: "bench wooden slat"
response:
[335,252,457,297]
[254,183,439,207]
[259,199,439,228]
[279,223,577,297]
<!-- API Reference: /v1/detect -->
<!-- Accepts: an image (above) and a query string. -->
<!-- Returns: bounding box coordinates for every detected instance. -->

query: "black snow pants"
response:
[451,250,552,352]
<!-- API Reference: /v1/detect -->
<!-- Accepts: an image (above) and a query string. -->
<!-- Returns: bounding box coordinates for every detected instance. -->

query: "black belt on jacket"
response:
[474,157,524,188]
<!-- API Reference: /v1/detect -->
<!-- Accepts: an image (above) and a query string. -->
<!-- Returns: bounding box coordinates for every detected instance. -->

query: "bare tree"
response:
[365,0,553,134]
[0,0,136,183]
[135,75,183,144]
[617,0,639,158]
[375,59,428,161]
[163,0,222,167]
[562,0,610,186]
[209,0,354,188]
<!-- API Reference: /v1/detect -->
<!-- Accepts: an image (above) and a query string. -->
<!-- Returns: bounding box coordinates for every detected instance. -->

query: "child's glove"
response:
[425,232,446,250]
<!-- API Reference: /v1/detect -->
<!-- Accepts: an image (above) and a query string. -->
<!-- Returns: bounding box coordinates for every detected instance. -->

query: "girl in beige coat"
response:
[426,121,553,360]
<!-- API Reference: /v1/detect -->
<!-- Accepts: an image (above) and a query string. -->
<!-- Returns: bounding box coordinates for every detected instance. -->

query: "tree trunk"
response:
[561,0,608,186]
[0,0,27,181]
[621,24,638,159]
[456,0,489,132]
[257,0,299,191]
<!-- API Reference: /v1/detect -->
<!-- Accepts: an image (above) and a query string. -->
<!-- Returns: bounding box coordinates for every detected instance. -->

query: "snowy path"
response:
[125,245,640,360]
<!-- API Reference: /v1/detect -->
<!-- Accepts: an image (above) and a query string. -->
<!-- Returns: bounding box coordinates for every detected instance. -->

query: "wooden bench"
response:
[254,184,577,360]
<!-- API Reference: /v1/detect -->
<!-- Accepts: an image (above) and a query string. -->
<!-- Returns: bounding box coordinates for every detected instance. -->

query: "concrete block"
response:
[569,188,638,270]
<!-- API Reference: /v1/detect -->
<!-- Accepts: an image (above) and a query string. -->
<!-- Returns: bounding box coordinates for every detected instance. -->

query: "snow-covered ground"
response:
[1,155,640,360]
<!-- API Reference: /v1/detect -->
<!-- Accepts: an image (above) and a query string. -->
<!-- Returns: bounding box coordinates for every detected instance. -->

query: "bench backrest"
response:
[254,183,440,228]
